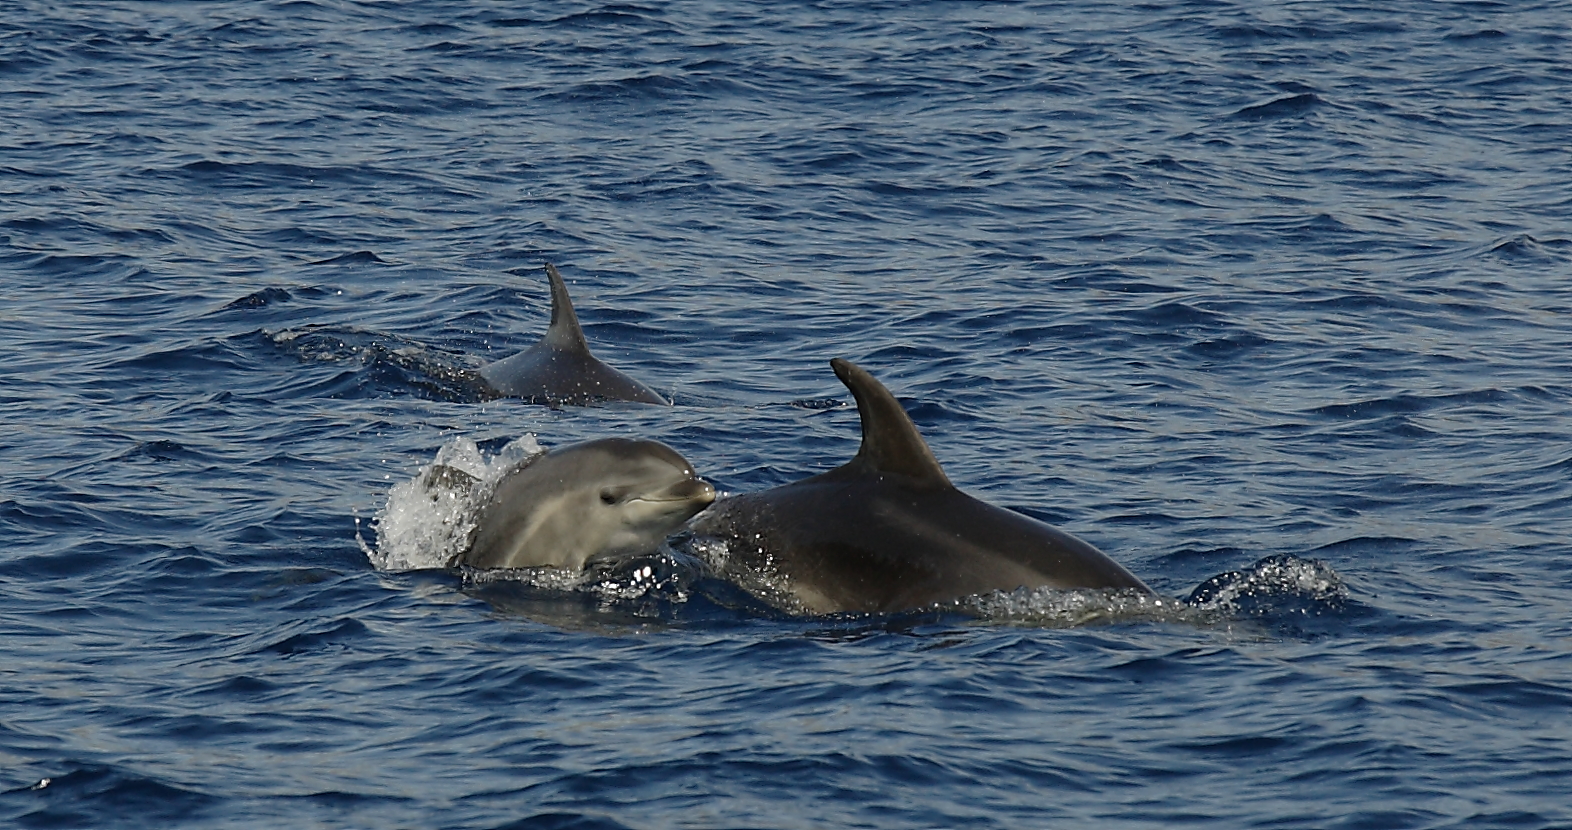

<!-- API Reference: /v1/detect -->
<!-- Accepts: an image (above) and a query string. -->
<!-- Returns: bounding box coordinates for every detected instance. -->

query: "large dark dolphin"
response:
[688,359,1153,614]
[459,438,715,571]
[479,264,669,405]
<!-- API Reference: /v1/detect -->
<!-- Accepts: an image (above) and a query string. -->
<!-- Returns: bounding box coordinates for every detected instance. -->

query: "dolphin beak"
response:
[680,478,717,506]
[634,478,715,507]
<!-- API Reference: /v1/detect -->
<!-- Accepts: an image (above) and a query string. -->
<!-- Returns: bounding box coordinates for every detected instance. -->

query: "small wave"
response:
[501,813,639,830]
[173,159,400,189]
[1444,29,1508,42]
[307,250,388,266]
[258,617,372,656]
[547,8,668,29]
[3,765,217,825]
[109,339,252,375]
[1185,554,1349,617]
[25,252,140,278]
[1186,331,1276,359]
[535,74,696,104]
[110,439,218,465]
[1230,93,1321,122]
[266,325,495,401]
[960,587,1192,627]
[1214,24,1324,44]
[1446,678,1572,711]
[1124,300,1230,329]
[223,286,292,309]
[1306,388,1512,420]
[1485,233,1572,262]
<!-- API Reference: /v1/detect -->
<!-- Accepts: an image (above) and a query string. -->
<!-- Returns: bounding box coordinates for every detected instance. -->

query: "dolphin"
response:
[688,359,1153,614]
[458,438,715,570]
[479,264,669,405]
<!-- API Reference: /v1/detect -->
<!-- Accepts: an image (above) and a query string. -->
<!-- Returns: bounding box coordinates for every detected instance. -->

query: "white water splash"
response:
[363,434,545,572]
[1184,554,1348,614]
[961,587,1196,627]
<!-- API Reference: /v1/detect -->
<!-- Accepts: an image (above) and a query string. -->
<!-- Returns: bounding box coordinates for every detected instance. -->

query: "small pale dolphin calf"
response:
[479,264,669,405]
[689,359,1153,614]
[459,438,715,570]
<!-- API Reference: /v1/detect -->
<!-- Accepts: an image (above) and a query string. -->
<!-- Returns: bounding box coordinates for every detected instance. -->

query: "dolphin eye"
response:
[599,490,618,505]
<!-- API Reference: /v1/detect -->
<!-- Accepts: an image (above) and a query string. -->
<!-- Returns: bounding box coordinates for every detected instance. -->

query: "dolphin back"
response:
[688,358,1153,614]
[478,264,668,405]
[694,475,1150,615]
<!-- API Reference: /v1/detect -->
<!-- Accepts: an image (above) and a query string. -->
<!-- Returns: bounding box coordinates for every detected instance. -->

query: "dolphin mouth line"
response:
[630,491,715,505]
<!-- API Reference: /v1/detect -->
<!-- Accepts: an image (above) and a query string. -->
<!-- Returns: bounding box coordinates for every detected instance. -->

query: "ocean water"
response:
[4,1,1572,827]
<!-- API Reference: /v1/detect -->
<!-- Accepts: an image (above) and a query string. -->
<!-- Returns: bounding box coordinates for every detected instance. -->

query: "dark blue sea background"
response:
[5,1,1572,827]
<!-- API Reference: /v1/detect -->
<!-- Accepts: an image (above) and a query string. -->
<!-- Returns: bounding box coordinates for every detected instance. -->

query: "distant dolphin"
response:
[479,264,669,405]
[459,438,715,571]
[689,359,1153,614]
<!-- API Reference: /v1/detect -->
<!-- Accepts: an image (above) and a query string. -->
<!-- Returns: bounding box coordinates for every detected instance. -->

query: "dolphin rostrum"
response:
[479,264,669,405]
[688,359,1153,614]
[459,438,715,570]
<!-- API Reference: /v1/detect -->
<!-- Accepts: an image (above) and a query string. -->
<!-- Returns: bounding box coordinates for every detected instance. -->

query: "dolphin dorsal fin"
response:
[542,263,591,353]
[831,358,951,487]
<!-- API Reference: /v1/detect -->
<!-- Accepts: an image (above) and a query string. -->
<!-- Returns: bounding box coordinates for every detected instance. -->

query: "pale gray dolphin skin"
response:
[460,438,715,570]
[688,359,1154,614]
[479,264,669,405]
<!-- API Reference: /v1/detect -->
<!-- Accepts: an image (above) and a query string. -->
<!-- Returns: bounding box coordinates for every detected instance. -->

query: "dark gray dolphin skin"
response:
[460,438,715,570]
[478,264,669,405]
[688,359,1153,614]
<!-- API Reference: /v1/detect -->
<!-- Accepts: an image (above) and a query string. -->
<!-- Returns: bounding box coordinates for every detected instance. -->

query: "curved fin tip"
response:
[542,263,589,351]
[829,358,950,486]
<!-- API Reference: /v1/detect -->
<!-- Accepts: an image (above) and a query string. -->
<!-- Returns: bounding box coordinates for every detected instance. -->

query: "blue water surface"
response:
[4,1,1572,827]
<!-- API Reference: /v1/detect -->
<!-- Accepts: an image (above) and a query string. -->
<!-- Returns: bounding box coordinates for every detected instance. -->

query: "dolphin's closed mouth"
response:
[638,480,717,505]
